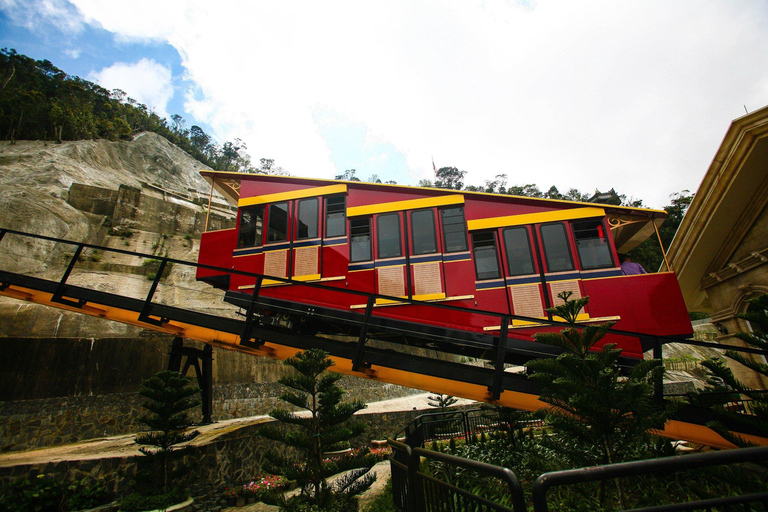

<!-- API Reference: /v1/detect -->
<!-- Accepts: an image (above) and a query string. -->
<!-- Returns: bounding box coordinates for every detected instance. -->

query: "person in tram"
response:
[620,254,647,275]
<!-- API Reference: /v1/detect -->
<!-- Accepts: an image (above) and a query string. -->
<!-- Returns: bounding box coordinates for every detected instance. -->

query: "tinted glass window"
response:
[377,213,402,259]
[297,198,318,239]
[325,195,346,238]
[237,206,264,248]
[411,209,437,255]
[267,202,289,243]
[350,218,372,262]
[472,231,501,280]
[573,220,613,270]
[503,227,535,276]
[540,223,574,272]
[441,207,468,252]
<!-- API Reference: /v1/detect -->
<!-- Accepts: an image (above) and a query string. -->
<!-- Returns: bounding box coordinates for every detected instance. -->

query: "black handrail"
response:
[531,446,768,512]
[389,438,527,512]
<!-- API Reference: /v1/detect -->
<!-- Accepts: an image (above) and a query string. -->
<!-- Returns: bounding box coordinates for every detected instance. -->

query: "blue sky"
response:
[1,0,768,207]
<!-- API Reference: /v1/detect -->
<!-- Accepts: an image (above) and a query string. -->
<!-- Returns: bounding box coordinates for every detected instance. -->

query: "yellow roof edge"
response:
[199,170,667,217]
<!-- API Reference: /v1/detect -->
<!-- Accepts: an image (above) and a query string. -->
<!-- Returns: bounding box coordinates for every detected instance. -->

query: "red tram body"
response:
[196,172,692,363]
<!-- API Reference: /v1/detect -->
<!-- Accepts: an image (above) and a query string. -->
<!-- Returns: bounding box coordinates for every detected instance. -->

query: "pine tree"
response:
[122,370,200,511]
[259,349,375,511]
[427,393,458,410]
[525,292,673,508]
[697,294,768,447]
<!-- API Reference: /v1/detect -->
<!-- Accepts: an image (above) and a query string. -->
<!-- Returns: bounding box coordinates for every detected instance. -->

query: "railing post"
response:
[240,275,264,346]
[138,258,168,325]
[352,295,375,371]
[651,336,664,406]
[489,315,509,400]
[51,244,87,308]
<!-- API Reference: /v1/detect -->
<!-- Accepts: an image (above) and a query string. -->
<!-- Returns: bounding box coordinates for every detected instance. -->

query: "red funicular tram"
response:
[196,172,692,364]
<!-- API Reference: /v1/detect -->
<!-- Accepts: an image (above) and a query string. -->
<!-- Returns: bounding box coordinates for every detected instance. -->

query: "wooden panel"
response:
[550,280,582,305]
[294,246,319,277]
[511,284,544,318]
[378,266,405,297]
[413,262,443,296]
[264,250,287,278]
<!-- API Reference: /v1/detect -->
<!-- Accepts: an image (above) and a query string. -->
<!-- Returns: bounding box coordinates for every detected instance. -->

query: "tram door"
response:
[470,229,513,315]
[262,198,322,283]
[373,212,408,301]
[529,221,589,319]
[406,208,446,301]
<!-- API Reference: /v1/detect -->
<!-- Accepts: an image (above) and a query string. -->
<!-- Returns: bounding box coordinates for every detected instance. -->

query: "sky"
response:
[1,0,767,208]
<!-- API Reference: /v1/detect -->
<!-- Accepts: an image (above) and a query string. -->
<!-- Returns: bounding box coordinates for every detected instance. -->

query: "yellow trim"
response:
[350,293,472,309]
[485,314,620,331]
[347,194,464,217]
[292,273,321,281]
[467,207,606,231]
[375,297,408,305]
[238,184,347,207]
[445,258,471,263]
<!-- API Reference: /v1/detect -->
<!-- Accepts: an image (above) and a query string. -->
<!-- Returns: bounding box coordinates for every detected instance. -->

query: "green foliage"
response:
[694,294,768,446]
[127,371,200,508]
[628,190,693,272]
[0,49,281,174]
[525,292,674,506]
[426,393,458,410]
[259,349,375,511]
[360,479,396,512]
[434,167,467,190]
[0,474,113,512]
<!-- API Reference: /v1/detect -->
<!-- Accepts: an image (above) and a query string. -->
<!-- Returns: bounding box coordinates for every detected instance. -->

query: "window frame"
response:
[349,217,372,263]
[296,197,319,240]
[325,195,347,238]
[236,205,264,249]
[572,219,614,270]
[266,201,290,244]
[502,226,536,276]
[376,212,403,259]
[471,231,502,281]
[411,208,438,255]
[441,207,469,253]
[539,222,575,273]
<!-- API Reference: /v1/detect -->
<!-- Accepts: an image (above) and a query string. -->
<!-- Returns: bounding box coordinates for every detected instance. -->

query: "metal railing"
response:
[532,445,768,512]
[389,439,527,512]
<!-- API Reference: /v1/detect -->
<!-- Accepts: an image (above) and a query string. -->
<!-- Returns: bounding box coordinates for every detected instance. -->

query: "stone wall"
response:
[0,407,440,503]
[0,376,424,453]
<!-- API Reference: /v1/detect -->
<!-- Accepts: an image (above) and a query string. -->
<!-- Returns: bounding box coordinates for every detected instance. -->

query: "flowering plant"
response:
[242,474,288,500]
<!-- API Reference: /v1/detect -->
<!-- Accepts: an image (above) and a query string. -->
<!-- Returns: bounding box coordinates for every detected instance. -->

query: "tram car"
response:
[196,172,692,364]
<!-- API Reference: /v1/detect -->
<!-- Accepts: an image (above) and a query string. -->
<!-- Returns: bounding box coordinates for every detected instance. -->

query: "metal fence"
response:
[532,445,768,512]
[389,439,527,512]
[392,412,768,512]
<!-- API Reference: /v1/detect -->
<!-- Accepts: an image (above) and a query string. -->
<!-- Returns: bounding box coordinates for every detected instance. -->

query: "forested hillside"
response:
[0,48,272,174]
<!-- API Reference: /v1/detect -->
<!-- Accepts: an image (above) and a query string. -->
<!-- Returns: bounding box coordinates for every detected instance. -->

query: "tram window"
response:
[350,218,372,262]
[540,223,574,272]
[297,197,319,239]
[411,209,437,255]
[503,227,535,276]
[377,213,402,259]
[325,195,346,238]
[441,207,468,253]
[472,231,501,280]
[237,205,264,248]
[573,220,613,270]
[267,202,289,243]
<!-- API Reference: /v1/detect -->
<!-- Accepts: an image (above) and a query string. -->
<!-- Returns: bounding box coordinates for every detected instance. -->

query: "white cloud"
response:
[0,0,84,32]
[88,59,174,121]
[65,0,768,206]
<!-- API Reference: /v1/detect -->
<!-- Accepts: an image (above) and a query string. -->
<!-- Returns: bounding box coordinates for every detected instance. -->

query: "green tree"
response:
[696,294,768,447]
[259,349,375,511]
[435,166,466,190]
[427,393,458,410]
[121,371,200,511]
[526,292,673,507]
[628,190,693,272]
